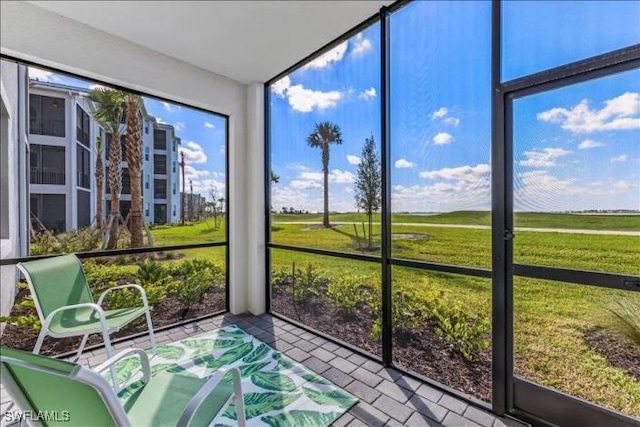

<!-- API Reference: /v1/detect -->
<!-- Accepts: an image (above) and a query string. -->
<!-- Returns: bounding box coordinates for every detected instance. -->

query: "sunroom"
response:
[1,1,638,426]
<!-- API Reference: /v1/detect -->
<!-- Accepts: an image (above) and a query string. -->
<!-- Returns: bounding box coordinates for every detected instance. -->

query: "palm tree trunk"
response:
[95,157,104,228]
[106,130,122,249]
[323,163,330,228]
[125,95,144,248]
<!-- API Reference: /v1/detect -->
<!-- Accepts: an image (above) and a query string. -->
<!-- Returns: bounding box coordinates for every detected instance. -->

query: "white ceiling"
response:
[26,1,391,84]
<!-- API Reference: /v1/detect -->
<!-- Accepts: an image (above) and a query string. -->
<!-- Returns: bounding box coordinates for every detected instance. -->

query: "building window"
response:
[172,183,176,195]
[76,105,90,146]
[121,168,131,195]
[154,129,166,150]
[154,179,167,199]
[145,147,149,161]
[154,203,167,224]
[154,154,167,174]
[30,193,66,233]
[77,189,91,229]
[144,120,149,134]
[172,139,177,152]
[30,144,66,185]
[76,144,91,189]
[172,161,176,173]
[29,94,65,137]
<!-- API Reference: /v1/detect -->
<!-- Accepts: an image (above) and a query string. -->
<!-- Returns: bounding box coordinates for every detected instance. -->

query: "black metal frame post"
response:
[264,83,272,313]
[380,5,393,366]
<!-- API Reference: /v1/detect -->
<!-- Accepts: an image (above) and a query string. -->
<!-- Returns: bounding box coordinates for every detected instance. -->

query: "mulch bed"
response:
[0,286,225,357]
[583,327,640,381]
[271,283,493,402]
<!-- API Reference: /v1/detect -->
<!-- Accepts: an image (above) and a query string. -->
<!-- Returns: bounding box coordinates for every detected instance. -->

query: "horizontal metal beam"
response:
[0,242,227,266]
[514,264,640,292]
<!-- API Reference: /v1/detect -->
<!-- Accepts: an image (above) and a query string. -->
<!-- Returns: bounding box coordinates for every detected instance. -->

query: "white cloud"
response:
[286,84,343,113]
[299,169,355,184]
[359,87,376,100]
[352,33,372,56]
[431,107,460,126]
[162,102,173,111]
[290,180,322,190]
[419,163,490,181]
[519,148,572,167]
[89,83,110,91]
[444,117,461,127]
[537,92,640,133]
[432,132,454,145]
[347,155,361,165]
[394,164,491,212]
[155,117,167,124]
[174,121,185,132]
[578,139,605,149]
[271,76,291,98]
[180,141,207,164]
[270,75,343,112]
[28,67,61,82]
[184,165,211,181]
[431,107,448,120]
[612,180,635,191]
[395,159,416,169]
[303,42,348,69]
[611,154,628,162]
[204,122,215,129]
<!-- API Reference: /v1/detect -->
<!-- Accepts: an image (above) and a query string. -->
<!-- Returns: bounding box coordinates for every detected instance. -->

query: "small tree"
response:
[354,135,381,249]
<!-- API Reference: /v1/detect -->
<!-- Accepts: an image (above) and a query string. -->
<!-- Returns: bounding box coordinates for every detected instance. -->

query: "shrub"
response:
[606,298,640,346]
[369,286,427,341]
[171,259,225,290]
[176,268,213,309]
[30,227,102,255]
[432,305,490,362]
[326,275,366,314]
[271,267,290,287]
[0,284,40,331]
[292,263,323,302]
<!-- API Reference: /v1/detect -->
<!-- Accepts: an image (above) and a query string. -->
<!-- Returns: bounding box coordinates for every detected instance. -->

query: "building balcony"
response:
[29,119,65,138]
[30,167,65,185]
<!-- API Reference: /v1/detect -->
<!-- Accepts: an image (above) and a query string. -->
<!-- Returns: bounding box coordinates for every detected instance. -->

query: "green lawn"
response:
[149,212,639,416]
[272,211,640,231]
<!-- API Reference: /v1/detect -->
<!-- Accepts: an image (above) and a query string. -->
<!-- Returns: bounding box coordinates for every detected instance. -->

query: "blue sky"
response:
[269,0,639,213]
[28,69,227,200]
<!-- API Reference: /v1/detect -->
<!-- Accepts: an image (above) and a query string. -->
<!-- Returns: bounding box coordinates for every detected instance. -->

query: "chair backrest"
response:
[17,254,94,321]
[0,346,124,426]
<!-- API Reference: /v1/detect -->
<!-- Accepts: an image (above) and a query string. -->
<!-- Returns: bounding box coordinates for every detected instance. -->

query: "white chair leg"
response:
[32,329,48,354]
[74,334,90,362]
[99,331,119,393]
[231,369,246,427]
[144,310,157,353]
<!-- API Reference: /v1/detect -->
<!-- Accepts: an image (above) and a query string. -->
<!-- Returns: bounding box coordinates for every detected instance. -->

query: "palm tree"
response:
[88,88,125,249]
[124,93,144,248]
[306,121,343,227]
[93,135,105,228]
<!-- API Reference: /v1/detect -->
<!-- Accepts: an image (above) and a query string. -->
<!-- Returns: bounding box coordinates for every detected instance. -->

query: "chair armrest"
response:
[44,302,107,326]
[97,284,151,309]
[94,348,151,384]
[177,367,245,427]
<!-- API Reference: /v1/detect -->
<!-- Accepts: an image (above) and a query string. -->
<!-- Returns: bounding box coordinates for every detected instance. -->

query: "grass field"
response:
[272,211,640,231]
[145,211,640,416]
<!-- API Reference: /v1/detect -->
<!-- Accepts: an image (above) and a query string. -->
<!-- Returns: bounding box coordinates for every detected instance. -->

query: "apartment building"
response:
[28,79,181,231]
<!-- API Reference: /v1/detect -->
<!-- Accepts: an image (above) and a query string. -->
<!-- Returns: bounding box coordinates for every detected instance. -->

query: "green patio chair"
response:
[0,345,246,427]
[17,254,157,361]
